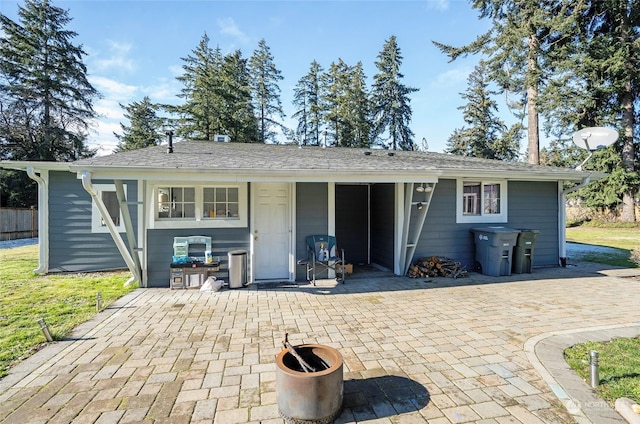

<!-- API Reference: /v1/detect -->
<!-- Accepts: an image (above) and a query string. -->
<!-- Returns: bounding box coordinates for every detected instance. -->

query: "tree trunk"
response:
[620,81,636,222]
[527,34,540,165]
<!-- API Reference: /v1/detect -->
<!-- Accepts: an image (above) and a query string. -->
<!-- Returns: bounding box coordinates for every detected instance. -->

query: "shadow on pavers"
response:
[341,375,430,420]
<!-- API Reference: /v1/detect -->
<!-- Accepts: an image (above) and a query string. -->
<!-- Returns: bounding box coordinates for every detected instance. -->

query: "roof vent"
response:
[388,152,395,156]
[364,151,371,156]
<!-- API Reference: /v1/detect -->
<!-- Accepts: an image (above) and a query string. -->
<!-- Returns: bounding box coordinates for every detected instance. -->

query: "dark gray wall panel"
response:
[335,185,369,264]
[146,228,250,287]
[295,183,328,280]
[370,183,395,270]
[48,172,134,272]
[414,179,559,271]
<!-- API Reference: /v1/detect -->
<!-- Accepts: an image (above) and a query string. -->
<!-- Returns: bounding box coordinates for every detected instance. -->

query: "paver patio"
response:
[1,261,639,424]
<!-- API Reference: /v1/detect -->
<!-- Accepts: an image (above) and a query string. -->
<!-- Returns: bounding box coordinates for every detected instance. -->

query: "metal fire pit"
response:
[275,344,343,424]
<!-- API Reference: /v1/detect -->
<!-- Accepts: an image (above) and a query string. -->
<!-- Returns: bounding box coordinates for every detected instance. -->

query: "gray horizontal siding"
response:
[48,172,134,272]
[295,183,328,281]
[414,179,559,271]
[146,228,250,288]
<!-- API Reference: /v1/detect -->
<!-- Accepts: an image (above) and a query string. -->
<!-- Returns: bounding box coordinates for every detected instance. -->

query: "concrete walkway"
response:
[1,262,639,423]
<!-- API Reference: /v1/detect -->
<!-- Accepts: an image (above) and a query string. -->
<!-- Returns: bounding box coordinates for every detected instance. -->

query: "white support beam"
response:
[81,171,141,284]
[114,179,142,283]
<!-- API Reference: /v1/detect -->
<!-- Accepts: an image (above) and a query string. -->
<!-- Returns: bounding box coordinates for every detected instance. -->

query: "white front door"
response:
[253,183,291,280]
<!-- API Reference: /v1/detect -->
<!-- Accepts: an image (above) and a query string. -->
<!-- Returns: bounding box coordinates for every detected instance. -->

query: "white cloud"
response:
[432,66,472,88]
[90,40,136,73]
[217,17,251,45]
[90,76,139,100]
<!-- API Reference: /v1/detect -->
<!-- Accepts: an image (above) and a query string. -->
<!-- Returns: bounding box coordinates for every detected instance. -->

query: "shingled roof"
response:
[3,140,600,182]
[67,140,595,181]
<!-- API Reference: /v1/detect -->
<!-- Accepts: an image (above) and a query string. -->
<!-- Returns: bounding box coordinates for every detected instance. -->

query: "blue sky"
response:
[0,0,521,155]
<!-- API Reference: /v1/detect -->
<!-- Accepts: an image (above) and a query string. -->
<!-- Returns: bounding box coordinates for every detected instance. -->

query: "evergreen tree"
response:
[114,97,164,152]
[433,1,575,165]
[344,62,371,148]
[445,61,519,160]
[292,61,324,146]
[0,0,98,206]
[174,33,223,140]
[540,0,639,221]
[248,39,284,143]
[370,35,418,150]
[220,50,258,142]
[320,60,349,147]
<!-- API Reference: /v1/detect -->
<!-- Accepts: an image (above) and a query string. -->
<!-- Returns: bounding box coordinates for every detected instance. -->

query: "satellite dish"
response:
[572,127,618,151]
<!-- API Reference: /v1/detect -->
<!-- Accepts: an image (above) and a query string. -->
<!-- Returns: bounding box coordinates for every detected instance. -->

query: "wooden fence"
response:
[0,207,38,241]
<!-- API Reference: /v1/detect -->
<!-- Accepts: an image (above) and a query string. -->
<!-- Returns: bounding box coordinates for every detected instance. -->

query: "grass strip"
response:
[565,337,640,406]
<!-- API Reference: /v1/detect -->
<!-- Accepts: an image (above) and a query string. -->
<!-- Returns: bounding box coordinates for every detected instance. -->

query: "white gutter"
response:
[558,176,591,266]
[26,167,48,274]
[81,171,141,284]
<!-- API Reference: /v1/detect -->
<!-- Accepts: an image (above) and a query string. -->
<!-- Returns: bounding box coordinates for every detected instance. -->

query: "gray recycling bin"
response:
[471,227,520,276]
[228,249,247,288]
[512,230,540,274]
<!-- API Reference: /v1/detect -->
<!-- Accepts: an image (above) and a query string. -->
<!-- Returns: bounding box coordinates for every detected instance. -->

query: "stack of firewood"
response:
[407,256,468,279]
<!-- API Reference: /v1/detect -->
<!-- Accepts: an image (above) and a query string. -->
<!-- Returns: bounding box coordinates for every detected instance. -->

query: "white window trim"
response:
[456,179,508,223]
[148,182,248,229]
[91,184,127,233]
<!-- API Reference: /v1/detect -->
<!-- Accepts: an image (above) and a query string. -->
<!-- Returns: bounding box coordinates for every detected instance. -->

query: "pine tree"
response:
[344,62,371,148]
[114,97,164,152]
[174,33,224,140]
[320,60,348,147]
[0,0,98,161]
[248,39,284,143]
[370,36,418,151]
[0,0,98,207]
[433,1,575,165]
[541,0,639,222]
[220,50,258,143]
[292,61,324,146]
[446,61,519,160]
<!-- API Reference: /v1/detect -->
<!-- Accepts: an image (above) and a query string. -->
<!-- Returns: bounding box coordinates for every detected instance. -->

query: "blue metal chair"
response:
[299,235,345,285]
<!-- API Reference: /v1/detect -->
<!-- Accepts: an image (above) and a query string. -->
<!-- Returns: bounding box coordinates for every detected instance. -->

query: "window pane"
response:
[463,182,481,215]
[203,188,214,203]
[184,188,195,202]
[484,183,500,214]
[101,191,120,225]
[228,188,238,202]
[216,188,226,202]
[183,203,195,218]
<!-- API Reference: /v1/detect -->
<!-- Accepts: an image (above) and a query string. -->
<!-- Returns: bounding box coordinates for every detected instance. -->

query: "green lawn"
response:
[0,244,135,379]
[566,225,639,268]
[564,224,640,407]
[565,337,640,406]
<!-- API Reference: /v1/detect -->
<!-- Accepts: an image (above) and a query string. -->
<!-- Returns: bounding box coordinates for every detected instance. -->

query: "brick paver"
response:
[1,262,639,423]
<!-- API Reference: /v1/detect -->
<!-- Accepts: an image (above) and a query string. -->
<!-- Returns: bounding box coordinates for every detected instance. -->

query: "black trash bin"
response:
[471,227,520,276]
[512,230,539,274]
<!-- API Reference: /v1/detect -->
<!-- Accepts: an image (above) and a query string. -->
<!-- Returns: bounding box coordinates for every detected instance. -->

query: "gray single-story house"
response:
[1,140,603,287]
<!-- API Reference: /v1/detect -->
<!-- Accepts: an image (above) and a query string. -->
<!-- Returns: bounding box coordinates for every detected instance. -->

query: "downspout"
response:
[26,167,48,274]
[558,176,590,266]
[81,171,141,284]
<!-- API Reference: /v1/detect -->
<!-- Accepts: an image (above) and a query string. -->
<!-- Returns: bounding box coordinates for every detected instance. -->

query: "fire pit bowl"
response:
[275,344,343,424]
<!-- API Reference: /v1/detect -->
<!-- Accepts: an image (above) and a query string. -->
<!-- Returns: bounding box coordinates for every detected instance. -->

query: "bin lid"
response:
[228,249,247,256]
[471,226,519,233]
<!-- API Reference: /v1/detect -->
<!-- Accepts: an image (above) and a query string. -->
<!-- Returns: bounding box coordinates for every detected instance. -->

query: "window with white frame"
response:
[91,184,127,233]
[456,179,507,223]
[152,183,247,229]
